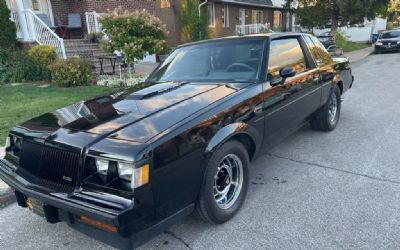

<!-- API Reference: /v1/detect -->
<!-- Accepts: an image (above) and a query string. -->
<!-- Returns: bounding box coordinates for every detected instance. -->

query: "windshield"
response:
[380,31,400,39]
[147,38,264,83]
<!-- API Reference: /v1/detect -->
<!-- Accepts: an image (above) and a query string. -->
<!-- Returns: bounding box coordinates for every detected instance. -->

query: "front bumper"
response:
[375,45,400,52]
[0,158,193,249]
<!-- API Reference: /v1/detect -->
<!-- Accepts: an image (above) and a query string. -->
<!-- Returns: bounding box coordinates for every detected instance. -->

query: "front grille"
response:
[17,141,80,193]
[382,41,398,46]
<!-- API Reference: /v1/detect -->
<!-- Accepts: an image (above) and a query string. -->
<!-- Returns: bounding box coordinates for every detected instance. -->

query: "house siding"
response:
[51,0,158,34]
[49,0,291,46]
[209,2,286,39]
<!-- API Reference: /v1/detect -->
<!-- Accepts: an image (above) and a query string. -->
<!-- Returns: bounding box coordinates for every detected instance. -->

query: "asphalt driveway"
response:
[1,52,400,249]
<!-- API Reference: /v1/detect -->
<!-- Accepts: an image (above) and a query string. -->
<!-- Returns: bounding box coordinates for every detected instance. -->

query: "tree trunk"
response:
[331,11,339,33]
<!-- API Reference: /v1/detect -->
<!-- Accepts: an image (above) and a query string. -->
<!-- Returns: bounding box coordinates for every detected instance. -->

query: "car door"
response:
[262,36,322,149]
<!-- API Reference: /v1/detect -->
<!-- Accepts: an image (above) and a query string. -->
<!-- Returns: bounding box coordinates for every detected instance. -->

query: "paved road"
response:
[1,53,400,250]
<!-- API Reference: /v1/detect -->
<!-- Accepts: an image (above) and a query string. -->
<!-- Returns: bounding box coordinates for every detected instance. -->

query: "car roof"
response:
[177,32,306,48]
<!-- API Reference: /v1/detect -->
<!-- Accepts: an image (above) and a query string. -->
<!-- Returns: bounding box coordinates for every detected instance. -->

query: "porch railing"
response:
[85,11,104,34]
[12,9,66,59]
[236,23,269,35]
[11,12,23,39]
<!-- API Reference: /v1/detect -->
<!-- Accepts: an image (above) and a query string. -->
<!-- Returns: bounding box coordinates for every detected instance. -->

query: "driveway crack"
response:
[164,230,193,250]
[267,153,400,186]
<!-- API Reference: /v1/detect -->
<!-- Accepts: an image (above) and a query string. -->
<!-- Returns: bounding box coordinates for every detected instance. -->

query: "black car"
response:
[317,31,336,51]
[0,33,354,249]
[374,30,400,53]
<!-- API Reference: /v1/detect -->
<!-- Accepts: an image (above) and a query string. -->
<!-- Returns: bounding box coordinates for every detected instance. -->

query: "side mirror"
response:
[279,67,296,79]
[270,67,296,87]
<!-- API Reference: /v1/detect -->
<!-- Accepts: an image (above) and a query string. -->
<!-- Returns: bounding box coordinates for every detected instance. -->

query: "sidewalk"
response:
[342,46,374,63]
[0,146,14,208]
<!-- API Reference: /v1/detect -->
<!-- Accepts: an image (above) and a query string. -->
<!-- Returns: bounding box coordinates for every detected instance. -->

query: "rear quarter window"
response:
[304,35,333,66]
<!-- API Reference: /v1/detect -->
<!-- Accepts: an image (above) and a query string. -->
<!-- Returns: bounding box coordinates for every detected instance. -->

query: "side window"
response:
[307,35,333,66]
[267,38,306,81]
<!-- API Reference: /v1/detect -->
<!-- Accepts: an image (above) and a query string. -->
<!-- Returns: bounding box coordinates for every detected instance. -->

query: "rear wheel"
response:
[195,140,249,224]
[311,85,341,131]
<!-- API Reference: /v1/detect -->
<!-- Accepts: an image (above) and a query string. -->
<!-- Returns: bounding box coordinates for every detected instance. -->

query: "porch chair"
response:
[36,14,56,30]
[67,13,83,39]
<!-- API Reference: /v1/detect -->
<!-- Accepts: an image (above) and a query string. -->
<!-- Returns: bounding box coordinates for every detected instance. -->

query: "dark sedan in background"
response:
[0,33,353,249]
[375,30,400,53]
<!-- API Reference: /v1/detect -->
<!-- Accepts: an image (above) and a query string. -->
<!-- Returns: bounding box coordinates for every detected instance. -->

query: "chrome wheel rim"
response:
[328,93,338,123]
[213,154,243,210]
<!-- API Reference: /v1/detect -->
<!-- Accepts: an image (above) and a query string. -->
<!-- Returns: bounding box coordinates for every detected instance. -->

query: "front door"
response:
[262,37,321,149]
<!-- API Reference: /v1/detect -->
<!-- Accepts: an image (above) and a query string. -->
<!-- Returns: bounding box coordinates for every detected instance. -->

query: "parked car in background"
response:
[375,30,400,53]
[317,31,336,51]
[0,33,354,250]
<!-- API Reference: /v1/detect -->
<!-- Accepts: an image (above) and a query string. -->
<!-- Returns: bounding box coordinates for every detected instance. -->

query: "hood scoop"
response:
[129,81,189,100]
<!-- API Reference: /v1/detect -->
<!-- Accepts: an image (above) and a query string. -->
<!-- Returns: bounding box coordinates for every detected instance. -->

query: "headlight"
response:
[117,162,133,181]
[5,136,11,149]
[397,41,400,44]
[6,135,22,156]
[93,158,149,188]
[376,42,383,46]
[95,159,109,175]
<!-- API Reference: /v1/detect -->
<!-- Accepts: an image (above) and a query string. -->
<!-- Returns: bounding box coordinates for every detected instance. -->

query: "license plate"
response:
[26,197,45,217]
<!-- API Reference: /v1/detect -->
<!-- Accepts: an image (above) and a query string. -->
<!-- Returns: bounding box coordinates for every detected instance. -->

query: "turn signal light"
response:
[80,215,118,233]
[132,164,149,188]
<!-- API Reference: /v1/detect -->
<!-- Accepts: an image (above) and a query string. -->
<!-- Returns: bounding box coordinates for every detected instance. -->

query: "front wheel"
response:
[311,85,341,131]
[195,140,249,224]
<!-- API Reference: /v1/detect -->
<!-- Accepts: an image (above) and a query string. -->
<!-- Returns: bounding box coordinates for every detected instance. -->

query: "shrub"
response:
[50,57,92,87]
[28,45,58,66]
[0,49,44,83]
[333,31,347,49]
[0,1,17,49]
[27,45,58,80]
[100,8,168,66]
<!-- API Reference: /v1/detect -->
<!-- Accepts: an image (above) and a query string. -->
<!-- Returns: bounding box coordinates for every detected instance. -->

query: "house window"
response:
[222,4,229,28]
[273,11,282,31]
[208,3,215,27]
[252,10,263,24]
[32,0,40,11]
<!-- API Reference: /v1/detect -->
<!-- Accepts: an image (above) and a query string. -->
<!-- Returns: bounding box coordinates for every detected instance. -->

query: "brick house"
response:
[6,0,295,59]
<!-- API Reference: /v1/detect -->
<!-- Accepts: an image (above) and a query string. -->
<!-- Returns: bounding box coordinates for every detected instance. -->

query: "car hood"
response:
[17,82,239,143]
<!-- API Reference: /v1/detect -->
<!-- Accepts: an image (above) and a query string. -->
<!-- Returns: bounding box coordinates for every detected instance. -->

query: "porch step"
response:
[63,39,92,46]
[63,39,115,76]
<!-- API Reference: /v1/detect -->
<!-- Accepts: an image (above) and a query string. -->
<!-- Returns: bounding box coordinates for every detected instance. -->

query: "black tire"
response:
[195,140,249,224]
[311,85,341,131]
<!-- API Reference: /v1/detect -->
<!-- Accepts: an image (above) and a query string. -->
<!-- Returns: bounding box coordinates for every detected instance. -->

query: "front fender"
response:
[205,122,262,157]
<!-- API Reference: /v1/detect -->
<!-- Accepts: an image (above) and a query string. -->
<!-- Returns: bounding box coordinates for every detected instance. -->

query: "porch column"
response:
[15,0,30,41]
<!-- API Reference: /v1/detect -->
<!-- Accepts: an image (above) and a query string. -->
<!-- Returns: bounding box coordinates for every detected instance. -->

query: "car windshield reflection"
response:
[147,38,265,83]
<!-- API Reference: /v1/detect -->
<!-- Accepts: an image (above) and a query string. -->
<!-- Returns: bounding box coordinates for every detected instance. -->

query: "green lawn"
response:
[341,41,371,53]
[0,84,111,145]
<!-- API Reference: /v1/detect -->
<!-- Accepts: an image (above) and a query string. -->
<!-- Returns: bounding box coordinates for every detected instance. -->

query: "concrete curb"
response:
[342,47,374,63]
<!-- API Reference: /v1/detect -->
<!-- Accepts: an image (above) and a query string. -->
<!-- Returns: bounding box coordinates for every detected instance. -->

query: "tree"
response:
[179,0,209,42]
[100,8,169,73]
[388,0,400,27]
[0,1,17,49]
[286,0,389,32]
